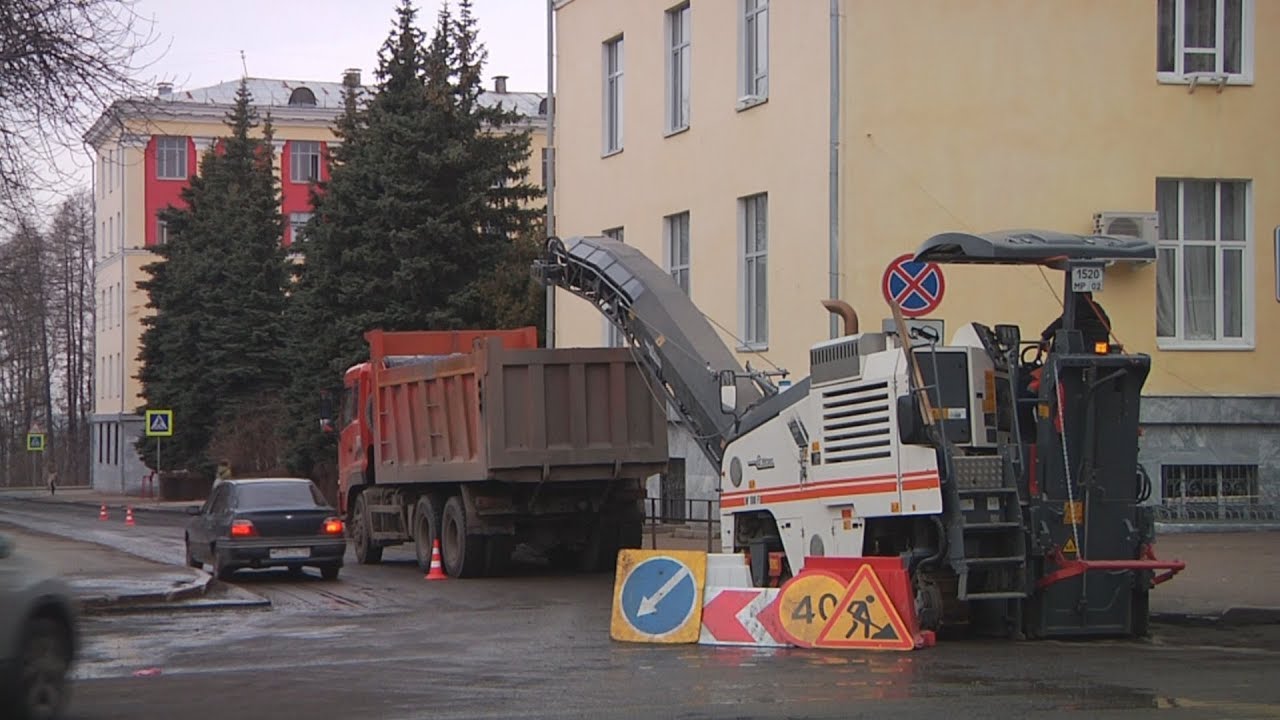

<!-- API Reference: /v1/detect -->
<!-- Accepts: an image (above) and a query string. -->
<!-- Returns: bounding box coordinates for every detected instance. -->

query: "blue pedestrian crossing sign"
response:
[26,433,45,452]
[610,549,707,643]
[145,409,173,437]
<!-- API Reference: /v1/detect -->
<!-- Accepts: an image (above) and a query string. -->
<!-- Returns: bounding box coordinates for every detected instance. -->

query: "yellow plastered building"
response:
[549,0,1279,518]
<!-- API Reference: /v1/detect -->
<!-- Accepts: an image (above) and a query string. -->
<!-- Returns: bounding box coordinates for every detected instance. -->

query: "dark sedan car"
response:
[185,478,347,581]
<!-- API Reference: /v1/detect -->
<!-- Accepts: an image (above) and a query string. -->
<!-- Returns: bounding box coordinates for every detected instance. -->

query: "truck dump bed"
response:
[366,329,669,485]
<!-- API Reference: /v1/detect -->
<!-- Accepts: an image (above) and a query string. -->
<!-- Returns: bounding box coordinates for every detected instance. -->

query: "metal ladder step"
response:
[963,591,1027,601]
[959,487,1019,495]
[963,521,1023,531]
[965,555,1026,567]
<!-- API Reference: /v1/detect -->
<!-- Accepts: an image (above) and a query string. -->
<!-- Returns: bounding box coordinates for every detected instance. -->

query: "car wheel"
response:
[320,565,340,581]
[211,549,234,582]
[184,537,201,569]
[17,617,71,720]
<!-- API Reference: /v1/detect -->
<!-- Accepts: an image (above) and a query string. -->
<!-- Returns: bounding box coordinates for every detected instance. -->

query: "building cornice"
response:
[85,97,546,149]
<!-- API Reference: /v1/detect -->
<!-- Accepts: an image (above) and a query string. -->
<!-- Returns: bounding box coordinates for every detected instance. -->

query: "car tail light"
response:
[230,519,256,537]
[322,517,344,535]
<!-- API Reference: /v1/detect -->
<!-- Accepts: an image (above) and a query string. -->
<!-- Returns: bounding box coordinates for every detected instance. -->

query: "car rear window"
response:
[234,482,325,510]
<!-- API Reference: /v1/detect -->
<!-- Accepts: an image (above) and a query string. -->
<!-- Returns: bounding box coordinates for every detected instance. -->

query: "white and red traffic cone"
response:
[125,506,135,527]
[424,538,447,580]
[99,504,109,521]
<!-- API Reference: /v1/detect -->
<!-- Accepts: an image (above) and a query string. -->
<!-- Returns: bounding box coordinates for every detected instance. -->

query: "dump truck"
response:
[328,327,668,578]
[534,230,1185,638]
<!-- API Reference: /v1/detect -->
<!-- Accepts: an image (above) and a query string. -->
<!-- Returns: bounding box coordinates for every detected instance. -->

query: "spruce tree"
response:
[135,79,289,476]
[283,0,544,480]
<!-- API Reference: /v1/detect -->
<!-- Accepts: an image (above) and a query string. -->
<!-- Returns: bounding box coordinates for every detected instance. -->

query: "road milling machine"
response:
[535,229,1185,638]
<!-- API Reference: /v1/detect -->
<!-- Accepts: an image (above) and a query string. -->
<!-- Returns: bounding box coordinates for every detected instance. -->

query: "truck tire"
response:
[413,495,443,573]
[441,495,487,578]
[351,493,383,565]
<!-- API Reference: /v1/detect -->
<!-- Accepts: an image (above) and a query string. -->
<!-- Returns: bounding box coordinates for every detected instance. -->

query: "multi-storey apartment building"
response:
[84,71,547,493]
[550,0,1279,520]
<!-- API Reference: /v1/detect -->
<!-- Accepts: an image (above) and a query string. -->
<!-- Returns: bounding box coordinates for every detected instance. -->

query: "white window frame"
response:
[602,227,626,346]
[290,212,314,245]
[665,3,691,135]
[664,211,691,294]
[737,0,769,109]
[1157,0,1254,85]
[155,136,188,180]
[603,36,625,156]
[156,217,168,246]
[1155,178,1254,350]
[290,141,322,184]
[739,193,768,350]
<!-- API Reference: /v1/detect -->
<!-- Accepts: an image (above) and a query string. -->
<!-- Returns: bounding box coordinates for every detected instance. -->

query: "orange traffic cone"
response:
[99,505,109,521]
[125,506,135,527]
[424,538,447,580]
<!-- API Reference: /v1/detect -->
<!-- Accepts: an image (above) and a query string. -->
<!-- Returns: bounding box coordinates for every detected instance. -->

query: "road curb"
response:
[77,568,214,614]
[1151,606,1280,628]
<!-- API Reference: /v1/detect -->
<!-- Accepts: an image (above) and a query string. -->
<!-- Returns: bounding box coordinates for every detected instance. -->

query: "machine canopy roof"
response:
[914,230,1156,270]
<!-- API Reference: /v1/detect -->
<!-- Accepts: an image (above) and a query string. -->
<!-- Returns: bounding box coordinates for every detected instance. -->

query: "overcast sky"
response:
[132,0,549,93]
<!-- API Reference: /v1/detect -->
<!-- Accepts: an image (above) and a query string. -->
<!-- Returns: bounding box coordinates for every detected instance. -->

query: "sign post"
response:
[145,409,174,477]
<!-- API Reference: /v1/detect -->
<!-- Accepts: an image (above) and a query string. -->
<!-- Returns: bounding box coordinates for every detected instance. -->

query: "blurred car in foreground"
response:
[0,531,79,720]
[185,477,347,581]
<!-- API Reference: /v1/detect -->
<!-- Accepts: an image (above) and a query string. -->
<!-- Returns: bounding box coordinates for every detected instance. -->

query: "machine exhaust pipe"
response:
[821,299,859,337]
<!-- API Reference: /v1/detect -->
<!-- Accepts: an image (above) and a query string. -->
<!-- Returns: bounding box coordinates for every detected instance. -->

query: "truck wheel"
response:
[441,495,487,578]
[351,493,383,565]
[413,495,443,573]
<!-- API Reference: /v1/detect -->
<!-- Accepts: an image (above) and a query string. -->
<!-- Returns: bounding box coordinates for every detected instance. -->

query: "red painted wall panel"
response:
[280,140,329,247]
[143,136,196,247]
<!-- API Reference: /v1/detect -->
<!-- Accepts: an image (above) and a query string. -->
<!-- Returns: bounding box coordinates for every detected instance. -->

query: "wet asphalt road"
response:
[3,499,1279,720]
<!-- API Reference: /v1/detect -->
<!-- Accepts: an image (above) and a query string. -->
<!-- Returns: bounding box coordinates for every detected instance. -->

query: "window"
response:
[1155,179,1251,347]
[107,216,114,255]
[1157,0,1253,83]
[156,217,168,246]
[288,87,317,106]
[291,141,322,183]
[234,481,326,510]
[156,136,188,180]
[666,4,691,133]
[603,36,624,154]
[603,226,626,346]
[740,193,768,348]
[541,147,551,187]
[739,0,769,105]
[289,212,314,245]
[1160,464,1259,520]
[665,212,690,294]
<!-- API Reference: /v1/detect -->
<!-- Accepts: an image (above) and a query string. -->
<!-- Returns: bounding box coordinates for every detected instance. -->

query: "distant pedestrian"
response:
[214,459,233,489]
[46,469,58,496]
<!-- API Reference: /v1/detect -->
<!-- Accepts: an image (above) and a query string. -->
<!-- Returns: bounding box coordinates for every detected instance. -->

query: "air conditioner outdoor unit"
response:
[1094,211,1158,266]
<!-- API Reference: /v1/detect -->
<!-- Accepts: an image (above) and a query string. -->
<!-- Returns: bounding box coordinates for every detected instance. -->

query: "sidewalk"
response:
[0,485,196,514]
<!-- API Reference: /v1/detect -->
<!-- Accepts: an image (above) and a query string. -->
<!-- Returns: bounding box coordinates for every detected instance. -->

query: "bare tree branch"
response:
[0,0,163,222]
